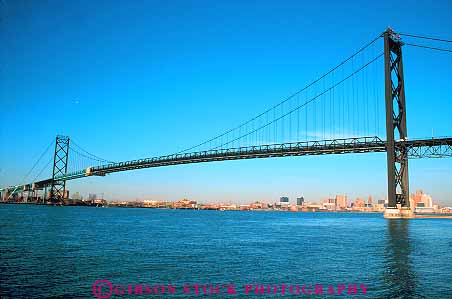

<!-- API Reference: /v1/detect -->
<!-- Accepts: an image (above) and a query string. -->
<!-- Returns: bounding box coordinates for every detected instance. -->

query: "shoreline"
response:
[2,201,452,218]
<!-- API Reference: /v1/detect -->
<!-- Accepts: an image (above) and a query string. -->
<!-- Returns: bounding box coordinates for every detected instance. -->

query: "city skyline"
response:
[62,188,445,209]
[27,188,445,214]
[1,1,451,205]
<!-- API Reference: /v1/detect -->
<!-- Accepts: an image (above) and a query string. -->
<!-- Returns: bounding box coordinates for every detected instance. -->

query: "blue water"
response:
[1,205,451,298]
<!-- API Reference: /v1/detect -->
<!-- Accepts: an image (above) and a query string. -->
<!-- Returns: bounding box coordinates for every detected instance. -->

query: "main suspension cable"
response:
[175,33,384,154]
[399,33,452,43]
[211,53,384,150]
[404,42,452,53]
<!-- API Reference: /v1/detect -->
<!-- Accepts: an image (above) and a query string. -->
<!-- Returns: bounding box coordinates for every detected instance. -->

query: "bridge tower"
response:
[50,135,70,204]
[383,28,413,219]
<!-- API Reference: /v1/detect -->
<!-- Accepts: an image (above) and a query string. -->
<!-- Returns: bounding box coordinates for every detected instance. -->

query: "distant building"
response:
[335,195,347,209]
[303,202,322,211]
[277,196,290,209]
[353,198,365,209]
[373,199,386,212]
[199,204,220,210]
[143,200,166,208]
[93,198,106,206]
[280,197,289,203]
[410,190,433,208]
[239,205,251,211]
[72,192,81,200]
[219,204,237,211]
[173,198,197,209]
[322,198,336,210]
[296,197,305,206]
[250,202,268,209]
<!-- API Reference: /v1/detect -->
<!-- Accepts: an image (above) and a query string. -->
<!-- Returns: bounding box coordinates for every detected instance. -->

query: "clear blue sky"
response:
[1,0,451,205]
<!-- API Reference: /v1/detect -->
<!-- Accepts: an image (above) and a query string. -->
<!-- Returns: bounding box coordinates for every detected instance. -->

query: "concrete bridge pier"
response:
[384,206,415,219]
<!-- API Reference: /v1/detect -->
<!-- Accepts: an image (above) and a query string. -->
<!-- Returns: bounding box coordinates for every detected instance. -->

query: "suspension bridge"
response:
[1,28,451,218]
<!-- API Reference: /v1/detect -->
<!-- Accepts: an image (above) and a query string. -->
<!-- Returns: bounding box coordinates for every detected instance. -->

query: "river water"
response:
[0,205,451,298]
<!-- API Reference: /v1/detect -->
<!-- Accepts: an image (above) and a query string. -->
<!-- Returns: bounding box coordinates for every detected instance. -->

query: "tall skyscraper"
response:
[335,195,347,209]
[296,197,305,206]
[410,190,433,208]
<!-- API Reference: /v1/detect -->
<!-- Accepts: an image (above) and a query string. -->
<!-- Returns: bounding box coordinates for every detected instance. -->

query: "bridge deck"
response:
[88,136,386,177]
[71,136,452,179]
[3,136,451,194]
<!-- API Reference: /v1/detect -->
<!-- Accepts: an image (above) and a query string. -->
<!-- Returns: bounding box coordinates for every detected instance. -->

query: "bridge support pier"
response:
[384,207,414,219]
[383,28,414,219]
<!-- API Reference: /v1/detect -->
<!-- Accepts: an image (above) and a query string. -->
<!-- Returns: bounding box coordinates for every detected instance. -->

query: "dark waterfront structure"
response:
[280,197,289,203]
[297,197,305,206]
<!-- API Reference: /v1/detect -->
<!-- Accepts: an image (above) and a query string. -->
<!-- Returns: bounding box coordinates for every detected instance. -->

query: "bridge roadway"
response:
[62,136,452,178]
[2,136,451,194]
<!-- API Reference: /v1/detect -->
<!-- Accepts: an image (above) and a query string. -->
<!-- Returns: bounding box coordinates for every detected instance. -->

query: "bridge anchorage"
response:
[1,27,451,217]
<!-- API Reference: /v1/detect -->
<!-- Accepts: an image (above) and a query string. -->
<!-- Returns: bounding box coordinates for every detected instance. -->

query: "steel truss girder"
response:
[50,137,452,181]
[75,137,386,177]
[405,138,452,158]
[4,137,451,192]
